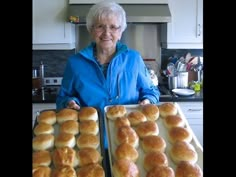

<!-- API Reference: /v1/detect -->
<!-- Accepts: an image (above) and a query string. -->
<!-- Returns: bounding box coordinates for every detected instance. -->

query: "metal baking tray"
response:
[104,103,203,177]
[32,108,108,176]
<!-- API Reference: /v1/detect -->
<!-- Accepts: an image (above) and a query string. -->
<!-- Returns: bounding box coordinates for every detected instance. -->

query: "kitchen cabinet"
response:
[161,0,203,49]
[33,0,75,50]
[69,0,168,4]
[177,102,203,146]
[32,103,56,128]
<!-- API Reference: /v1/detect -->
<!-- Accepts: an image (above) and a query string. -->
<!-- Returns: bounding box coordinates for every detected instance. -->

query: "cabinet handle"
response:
[197,24,201,37]
[188,109,202,111]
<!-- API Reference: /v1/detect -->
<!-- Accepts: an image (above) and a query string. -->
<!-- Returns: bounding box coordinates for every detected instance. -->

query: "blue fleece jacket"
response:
[56,42,160,148]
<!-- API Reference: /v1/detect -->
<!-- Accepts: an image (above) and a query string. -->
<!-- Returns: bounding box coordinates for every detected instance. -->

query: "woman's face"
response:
[91,15,122,51]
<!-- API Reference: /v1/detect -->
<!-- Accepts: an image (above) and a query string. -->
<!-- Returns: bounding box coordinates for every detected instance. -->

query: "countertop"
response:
[32,86,203,104]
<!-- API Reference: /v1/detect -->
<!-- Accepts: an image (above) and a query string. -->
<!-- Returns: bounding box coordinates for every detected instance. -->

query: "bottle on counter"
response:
[39,61,44,87]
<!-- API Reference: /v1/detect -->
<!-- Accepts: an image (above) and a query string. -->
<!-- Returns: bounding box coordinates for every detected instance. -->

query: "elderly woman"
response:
[56,0,160,146]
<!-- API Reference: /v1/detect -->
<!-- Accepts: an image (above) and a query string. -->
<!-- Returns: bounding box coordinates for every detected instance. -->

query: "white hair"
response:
[86,1,127,33]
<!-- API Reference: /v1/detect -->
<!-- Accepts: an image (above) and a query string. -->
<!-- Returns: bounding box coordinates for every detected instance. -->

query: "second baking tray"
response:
[104,103,203,177]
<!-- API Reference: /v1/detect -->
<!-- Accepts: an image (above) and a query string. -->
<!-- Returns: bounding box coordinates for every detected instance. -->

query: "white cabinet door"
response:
[161,0,203,49]
[32,103,56,128]
[177,102,203,146]
[33,0,75,50]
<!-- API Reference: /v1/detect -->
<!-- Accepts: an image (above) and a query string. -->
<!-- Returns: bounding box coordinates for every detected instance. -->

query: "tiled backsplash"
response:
[32,48,203,77]
[32,49,76,77]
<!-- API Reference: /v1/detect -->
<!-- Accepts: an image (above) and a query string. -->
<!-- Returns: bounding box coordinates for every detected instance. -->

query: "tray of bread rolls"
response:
[32,107,108,177]
[104,103,203,177]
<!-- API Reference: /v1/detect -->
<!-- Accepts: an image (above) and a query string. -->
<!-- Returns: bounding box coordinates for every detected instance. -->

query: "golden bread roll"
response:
[141,104,160,121]
[168,127,192,144]
[33,150,51,167]
[146,165,175,177]
[52,146,76,168]
[164,115,185,129]
[170,141,198,164]
[33,134,54,151]
[106,105,127,120]
[175,161,203,177]
[55,133,75,148]
[159,103,177,118]
[33,166,51,177]
[143,151,168,171]
[76,147,102,167]
[115,142,139,162]
[51,165,76,177]
[37,110,56,125]
[78,107,98,121]
[56,108,78,124]
[135,121,159,138]
[115,126,139,148]
[127,111,147,126]
[80,120,99,135]
[34,123,54,136]
[77,163,105,177]
[76,134,99,149]
[141,135,166,153]
[112,159,139,177]
[114,116,131,130]
[114,116,130,129]
[59,120,79,135]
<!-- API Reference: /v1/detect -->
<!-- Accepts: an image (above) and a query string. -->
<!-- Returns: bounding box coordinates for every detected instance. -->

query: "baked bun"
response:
[112,159,139,177]
[34,123,54,136]
[168,127,192,144]
[127,111,147,126]
[59,120,79,135]
[55,133,76,148]
[164,115,185,129]
[52,165,76,177]
[135,121,159,138]
[141,135,166,153]
[175,161,203,177]
[52,146,76,168]
[76,134,99,149]
[146,166,175,177]
[56,108,78,124]
[77,147,102,167]
[80,120,98,135]
[37,110,56,125]
[79,107,98,122]
[77,163,105,177]
[115,126,139,148]
[170,141,198,164]
[33,134,54,151]
[115,142,139,162]
[159,103,177,118]
[141,104,160,121]
[33,166,51,177]
[143,151,168,171]
[106,105,127,120]
[33,150,51,167]
[114,117,130,129]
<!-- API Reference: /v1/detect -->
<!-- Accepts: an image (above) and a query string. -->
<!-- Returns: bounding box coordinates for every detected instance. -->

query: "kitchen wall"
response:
[32,48,203,77]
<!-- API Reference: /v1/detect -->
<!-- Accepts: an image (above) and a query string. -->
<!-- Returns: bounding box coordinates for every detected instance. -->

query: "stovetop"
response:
[32,86,60,96]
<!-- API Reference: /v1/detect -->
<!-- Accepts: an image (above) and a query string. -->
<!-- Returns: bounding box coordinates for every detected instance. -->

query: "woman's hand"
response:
[139,99,151,105]
[67,100,80,110]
